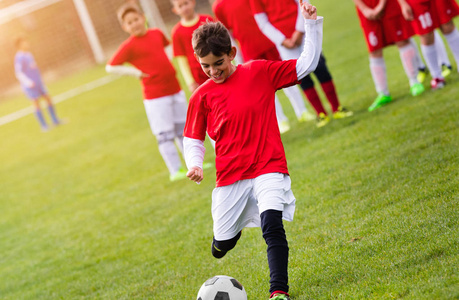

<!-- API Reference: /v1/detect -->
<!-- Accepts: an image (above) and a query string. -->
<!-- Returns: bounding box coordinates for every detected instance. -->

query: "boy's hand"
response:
[291,30,305,46]
[282,38,297,49]
[300,0,317,20]
[399,1,414,21]
[187,166,203,184]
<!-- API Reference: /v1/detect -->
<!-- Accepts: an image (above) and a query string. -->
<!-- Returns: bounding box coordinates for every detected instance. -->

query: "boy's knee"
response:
[156,130,175,144]
[212,231,242,258]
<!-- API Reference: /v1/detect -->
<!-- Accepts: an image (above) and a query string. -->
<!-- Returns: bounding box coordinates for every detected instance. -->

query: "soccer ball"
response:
[196,275,247,300]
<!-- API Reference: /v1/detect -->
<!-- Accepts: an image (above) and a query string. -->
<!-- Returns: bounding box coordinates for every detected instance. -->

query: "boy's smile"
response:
[196,47,237,84]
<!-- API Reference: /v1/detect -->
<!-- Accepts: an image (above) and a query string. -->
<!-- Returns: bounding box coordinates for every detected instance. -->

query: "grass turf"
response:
[1,1,458,299]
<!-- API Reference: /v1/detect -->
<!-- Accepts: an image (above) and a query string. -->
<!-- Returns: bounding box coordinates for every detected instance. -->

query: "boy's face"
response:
[195,47,237,84]
[172,0,196,20]
[122,11,147,37]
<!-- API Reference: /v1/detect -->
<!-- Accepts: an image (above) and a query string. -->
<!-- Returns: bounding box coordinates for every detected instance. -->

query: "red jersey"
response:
[213,0,278,61]
[172,14,214,85]
[184,60,299,187]
[250,0,298,38]
[108,29,181,100]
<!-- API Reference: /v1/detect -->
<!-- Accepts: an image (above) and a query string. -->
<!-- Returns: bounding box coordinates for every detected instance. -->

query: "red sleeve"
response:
[184,91,208,140]
[108,41,130,66]
[158,29,170,48]
[250,0,265,15]
[171,25,185,57]
[213,2,230,29]
[265,59,299,90]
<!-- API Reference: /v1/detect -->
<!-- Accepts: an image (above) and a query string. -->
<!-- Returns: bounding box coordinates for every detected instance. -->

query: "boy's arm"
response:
[176,56,199,93]
[296,2,323,80]
[353,0,386,20]
[105,64,149,78]
[184,137,206,183]
[14,59,34,88]
[253,12,288,47]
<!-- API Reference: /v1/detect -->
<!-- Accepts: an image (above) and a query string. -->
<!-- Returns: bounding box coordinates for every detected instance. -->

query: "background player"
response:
[106,4,188,182]
[14,37,62,131]
[354,0,425,111]
[171,0,214,94]
[251,0,352,127]
[212,0,316,134]
[184,2,322,299]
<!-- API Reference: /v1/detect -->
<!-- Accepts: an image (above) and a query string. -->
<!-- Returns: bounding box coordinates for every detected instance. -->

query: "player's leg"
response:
[433,30,453,76]
[275,95,291,134]
[31,98,48,131]
[409,38,429,82]
[313,54,353,119]
[368,49,393,111]
[396,39,425,96]
[171,91,188,154]
[144,96,185,181]
[440,21,459,71]
[211,179,259,258]
[299,75,329,127]
[254,173,295,298]
[42,94,61,125]
[420,31,445,89]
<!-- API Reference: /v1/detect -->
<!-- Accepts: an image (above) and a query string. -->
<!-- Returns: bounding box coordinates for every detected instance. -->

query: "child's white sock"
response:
[399,43,419,86]
[434,30,451,67]
[369,57,389,95]
[421,43,443,79]
[443,28,459,69]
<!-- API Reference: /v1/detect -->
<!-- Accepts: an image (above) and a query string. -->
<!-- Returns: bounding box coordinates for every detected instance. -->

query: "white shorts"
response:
[212,173,296,241]
[143,91,188,136]
[276,39,304,60]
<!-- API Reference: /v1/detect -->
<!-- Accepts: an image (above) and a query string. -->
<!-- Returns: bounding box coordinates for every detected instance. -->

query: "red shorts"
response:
[434,0,459,25]
[406,0,440,34]
[357,9,415,52]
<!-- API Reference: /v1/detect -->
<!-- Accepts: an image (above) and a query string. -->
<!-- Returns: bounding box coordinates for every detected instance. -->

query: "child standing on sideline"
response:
[250,0,352,128]
[106,4,188,182]
[171,0,214,94]
[14,37,62,131]
[353,0,425,111]
[184,2,322,299]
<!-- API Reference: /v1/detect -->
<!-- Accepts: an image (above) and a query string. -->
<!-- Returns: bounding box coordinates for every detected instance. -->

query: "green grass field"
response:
[1,1,458,299]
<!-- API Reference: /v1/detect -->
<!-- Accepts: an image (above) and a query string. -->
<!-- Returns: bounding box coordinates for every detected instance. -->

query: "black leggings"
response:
[300,54,332,90]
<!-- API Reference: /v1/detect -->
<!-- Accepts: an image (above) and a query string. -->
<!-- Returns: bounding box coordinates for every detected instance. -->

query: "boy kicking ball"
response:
[184,1,322,299]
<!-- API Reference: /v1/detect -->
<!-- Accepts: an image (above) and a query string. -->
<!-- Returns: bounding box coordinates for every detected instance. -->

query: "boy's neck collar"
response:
[180,14,199,27]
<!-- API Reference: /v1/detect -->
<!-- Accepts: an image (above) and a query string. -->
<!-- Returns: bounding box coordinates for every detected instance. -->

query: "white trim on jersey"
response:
[184,137,206,170]
[296,17,323,80]
[105,64,142,78]
[254,12,286,46]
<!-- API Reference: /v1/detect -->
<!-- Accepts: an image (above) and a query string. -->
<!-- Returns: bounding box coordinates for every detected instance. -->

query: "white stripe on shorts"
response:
[212,172,296,241]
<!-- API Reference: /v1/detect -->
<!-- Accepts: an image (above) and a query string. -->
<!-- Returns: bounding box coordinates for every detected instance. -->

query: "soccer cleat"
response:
[278,120,291,134]
[417,67,428,83]
[368,93,392,112]
[298,111,316,122]
[441,64,452,78]
[270,293,291,300]
[333,106,353,119]
[430,78,445,90]
[410,82,425,96]
[169,167,188,182]
[316,112,330,128]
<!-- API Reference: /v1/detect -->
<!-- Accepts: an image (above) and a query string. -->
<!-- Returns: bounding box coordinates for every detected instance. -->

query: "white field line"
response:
[0,75,117,127]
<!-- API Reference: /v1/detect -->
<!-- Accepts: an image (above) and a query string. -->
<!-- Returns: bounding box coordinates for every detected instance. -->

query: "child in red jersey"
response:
[212,0,316,134]
[250,0,352,128]
[354,0,425,111]
[184,2,322,299]
[106,4,188,182]
[398,0,459,84]
[171,0,214,93]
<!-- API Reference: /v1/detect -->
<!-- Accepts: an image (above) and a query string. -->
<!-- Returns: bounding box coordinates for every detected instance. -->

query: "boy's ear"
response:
[229,46,237,61]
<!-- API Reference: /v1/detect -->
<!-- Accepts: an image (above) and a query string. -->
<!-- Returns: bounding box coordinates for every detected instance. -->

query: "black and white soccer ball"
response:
[196,275,247,300]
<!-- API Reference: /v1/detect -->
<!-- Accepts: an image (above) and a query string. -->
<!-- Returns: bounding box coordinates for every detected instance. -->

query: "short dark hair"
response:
[192,21,232,58]
[117,3,142,24]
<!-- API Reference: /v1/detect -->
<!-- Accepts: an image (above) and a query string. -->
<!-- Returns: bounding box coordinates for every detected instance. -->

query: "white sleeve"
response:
[184,137,206,169]
[296,17,323,80]
[14,62,34,87]
[254,12,286,46]
[105,64,143,78]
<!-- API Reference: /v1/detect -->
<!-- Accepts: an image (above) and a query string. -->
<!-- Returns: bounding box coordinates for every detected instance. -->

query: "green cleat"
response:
[333,106,353,119]
[417,67,428,83]
[169,167,188,182]
[270,293,291,300]
[368,94,392,112]
[316,112,330,128]
[410,82,425,96]
[441,64,452,78]
[278,120,291,134]
[298,111,316,122]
